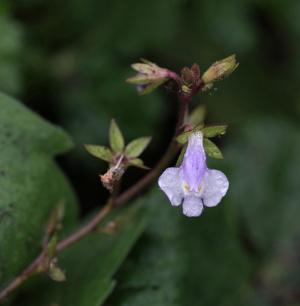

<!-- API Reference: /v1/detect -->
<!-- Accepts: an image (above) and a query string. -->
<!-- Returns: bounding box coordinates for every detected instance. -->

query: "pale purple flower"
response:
[158,132,229,217]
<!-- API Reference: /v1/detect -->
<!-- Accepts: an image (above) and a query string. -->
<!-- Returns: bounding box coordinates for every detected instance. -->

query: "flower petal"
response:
[181,132,207,192]
[182,195,203,217]
[158,167,183,206]
[202,169,229,207]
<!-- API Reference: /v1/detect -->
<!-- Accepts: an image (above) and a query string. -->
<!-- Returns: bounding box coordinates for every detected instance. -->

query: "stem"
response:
[0,92,189,302]
[0,252,44,301]
[116,95,188,206]
[57,202,112,251]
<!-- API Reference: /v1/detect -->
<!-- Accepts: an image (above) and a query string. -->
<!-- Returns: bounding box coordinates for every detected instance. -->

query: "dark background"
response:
[1,1,300,305]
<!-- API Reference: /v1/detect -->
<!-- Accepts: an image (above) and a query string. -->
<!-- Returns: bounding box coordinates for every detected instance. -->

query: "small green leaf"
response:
[109,119,125,153]
[202,125,227,138]
[48,262,66,282]
[176,125,203,144]
[176,144,187,166]
[125,137,151,158]
[189,105,206,126]
[85,145,113,162]
[203,138,223,159]
[128,158,150,169]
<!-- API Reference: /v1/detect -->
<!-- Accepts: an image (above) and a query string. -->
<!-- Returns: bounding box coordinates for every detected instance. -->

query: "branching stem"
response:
[0,87,191,302]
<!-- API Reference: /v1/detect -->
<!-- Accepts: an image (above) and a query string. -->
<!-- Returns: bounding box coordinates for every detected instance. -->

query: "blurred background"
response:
[1,0,300,305]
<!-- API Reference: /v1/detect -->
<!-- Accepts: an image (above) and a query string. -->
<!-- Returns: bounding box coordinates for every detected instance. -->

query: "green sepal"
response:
[125,137,151,158]
[139,79,167,95]
[109,119,125,153]
[189,105,206,126]
[128,158,150,170]
[176,125,203,144]
[203,138,223,159]
[202,125,227,138]
[126,74,152,85]
[131,63,153,74]
[84,144,113,162]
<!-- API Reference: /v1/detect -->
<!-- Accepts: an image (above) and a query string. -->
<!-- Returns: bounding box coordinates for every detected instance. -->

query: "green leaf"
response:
[227,118,300,251]
[202,125,227,138]
[176,144,187,166]
[84,145,113,162]
[109,190,252,306]
[176,125,203,144]
[17,198,148,306]
[125,137,151,158]
[203,138,223,159]
[0,16,23,95]
[128,158,150,170]
[226,118,300,301]
[0,92,78,286]
[109,119,125,153]
[189,105,206,126]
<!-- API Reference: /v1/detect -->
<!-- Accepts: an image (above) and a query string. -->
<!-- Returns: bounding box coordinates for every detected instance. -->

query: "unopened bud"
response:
[202,55,238,85]
[127,59,173,95]
[180,63,201,95]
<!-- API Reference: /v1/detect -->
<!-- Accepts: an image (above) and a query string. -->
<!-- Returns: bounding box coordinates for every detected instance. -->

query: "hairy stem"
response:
[0,93,189,302]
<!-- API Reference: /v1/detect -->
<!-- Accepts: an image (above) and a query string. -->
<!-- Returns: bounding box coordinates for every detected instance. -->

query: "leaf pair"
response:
[176,125,227,160]
[85,119,151,169]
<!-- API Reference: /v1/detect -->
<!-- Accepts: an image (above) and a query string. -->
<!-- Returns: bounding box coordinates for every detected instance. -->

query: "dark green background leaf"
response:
[109,190,252,306]
[0,92,78,287]
[16,195,148,306]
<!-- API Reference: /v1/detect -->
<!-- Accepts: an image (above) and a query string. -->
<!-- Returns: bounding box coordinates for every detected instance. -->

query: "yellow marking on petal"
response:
[198,183,204,194]
[183,182,190,193]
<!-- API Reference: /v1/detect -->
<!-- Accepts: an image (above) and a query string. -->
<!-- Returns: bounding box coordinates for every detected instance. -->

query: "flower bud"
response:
[180,63,201,95]
[127,59,171,95]
[201,55,238,85]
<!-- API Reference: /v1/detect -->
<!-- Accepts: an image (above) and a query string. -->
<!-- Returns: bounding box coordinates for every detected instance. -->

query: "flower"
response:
[126,59,171,95]
[158,132,229,217]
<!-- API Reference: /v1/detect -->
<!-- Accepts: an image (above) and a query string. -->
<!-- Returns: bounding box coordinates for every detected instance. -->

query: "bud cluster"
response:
[86,55,238,216]
[127,55,238,96]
